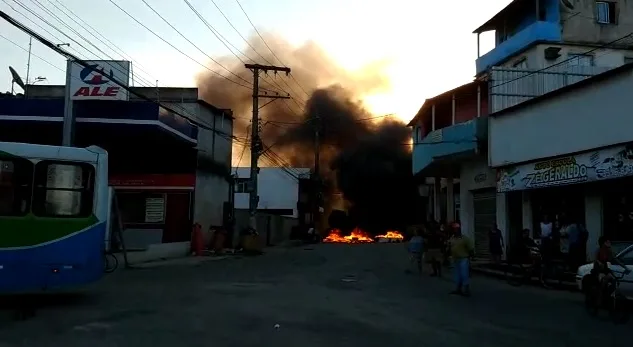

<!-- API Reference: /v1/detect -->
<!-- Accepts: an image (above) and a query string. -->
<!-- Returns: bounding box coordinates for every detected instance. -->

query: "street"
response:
[0,244,630,347]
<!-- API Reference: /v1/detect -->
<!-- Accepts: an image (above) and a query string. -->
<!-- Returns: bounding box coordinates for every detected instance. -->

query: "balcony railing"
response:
[412,117,488,175]
[489,65,613,113]
[476,21,561,75]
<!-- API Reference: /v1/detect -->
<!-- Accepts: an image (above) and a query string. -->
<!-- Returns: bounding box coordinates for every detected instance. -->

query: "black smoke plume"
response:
[197,34,421,233]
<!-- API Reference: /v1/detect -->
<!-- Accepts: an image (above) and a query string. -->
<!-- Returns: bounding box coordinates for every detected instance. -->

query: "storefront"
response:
[497,142,633,255]
[109,174,195,250]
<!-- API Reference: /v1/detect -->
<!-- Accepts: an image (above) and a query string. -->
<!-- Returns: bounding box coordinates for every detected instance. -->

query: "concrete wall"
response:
[459,158,497,240]
[233,209,298,246]
[233,167,310,218]
[560,0,633,44]
[489,66,633,167]
[190,103,233,230]
[502,43,632,69]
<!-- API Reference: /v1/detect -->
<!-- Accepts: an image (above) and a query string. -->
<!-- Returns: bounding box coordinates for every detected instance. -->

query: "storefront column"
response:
[460,190,474,239]
[585,191,603,261]
[522,191,533,232]
[446,177,455,222]
[433,177,441,222]
[496,192,510,256]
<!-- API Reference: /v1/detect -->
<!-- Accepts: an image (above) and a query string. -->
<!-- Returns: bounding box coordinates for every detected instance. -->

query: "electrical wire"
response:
[106,0,253,90]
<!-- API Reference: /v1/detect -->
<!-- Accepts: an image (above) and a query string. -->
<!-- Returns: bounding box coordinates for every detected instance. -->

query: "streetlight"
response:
[31,76,46,85]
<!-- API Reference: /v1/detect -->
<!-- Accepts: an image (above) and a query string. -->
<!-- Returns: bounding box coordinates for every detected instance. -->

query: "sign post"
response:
[62,59,74,146]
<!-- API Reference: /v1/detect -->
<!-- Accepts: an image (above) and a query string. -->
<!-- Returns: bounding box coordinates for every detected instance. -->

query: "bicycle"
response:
[504,247,542,286]
[584,270,630,324]
[104,252,119,274]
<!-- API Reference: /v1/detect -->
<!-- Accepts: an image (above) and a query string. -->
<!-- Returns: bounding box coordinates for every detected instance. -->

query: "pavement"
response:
[0,243,630,347]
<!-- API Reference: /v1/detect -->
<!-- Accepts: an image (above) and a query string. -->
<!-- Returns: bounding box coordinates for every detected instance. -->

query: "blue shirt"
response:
[408,236,423,253]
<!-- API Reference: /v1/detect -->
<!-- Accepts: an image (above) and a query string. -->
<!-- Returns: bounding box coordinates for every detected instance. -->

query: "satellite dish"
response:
[561,0,574,10]
[9,66,26,90]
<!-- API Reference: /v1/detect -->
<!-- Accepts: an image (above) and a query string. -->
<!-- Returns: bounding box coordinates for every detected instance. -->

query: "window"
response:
[0,157,33,216]
[32,162,94,217]
[513,58,528,69]
[117,192,165,224]
[568,53,594,67]
[235,178,249,193]
[596,1,616,24]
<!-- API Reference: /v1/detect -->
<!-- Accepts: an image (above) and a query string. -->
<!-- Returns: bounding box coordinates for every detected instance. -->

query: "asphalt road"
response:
[0,243,630,347]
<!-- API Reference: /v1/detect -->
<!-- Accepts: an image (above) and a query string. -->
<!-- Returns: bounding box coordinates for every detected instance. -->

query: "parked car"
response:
[576,242,633,299]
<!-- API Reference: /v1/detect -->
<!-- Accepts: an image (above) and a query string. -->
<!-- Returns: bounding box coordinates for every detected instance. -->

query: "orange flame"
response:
[375,231,404,240]
[323,228,374,243]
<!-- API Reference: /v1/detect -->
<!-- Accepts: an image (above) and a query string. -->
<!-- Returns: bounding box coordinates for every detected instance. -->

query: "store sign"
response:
[497,143,633,192]
[69,60,130,100]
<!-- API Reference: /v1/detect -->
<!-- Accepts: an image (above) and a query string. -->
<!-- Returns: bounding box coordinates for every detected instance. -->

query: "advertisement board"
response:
[497,143,633,192]
[69,60,130,101]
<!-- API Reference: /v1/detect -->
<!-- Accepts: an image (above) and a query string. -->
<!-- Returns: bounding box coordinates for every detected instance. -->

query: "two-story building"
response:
[408,81,495,256]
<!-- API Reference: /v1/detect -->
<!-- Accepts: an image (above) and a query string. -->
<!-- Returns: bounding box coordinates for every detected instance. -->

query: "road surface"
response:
[0,243,629,347]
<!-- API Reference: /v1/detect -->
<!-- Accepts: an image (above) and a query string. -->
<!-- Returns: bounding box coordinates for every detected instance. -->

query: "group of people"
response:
[487,214,590,271]
[407,221,475,297]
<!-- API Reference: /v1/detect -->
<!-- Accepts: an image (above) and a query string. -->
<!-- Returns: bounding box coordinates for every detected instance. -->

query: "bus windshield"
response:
[0,158,33,216]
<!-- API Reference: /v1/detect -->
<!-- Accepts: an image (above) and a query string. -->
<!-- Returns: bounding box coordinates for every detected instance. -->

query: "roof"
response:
[473,0,533,34]
[197,99,233,120]
[407,80,484,127]
[491,62,633,117]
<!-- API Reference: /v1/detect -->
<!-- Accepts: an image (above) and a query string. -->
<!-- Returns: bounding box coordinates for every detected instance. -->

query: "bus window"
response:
[0,158,33,216]
[32,162,95,218]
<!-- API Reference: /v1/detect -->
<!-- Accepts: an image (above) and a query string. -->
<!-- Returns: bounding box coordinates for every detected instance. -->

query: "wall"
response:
[489,66,633,167]
[233,167,310,217]
[233,209,298,246]
[501,43,631,70]
[459,158,497,239]
[191,103,233,230]
[561,0,633,44]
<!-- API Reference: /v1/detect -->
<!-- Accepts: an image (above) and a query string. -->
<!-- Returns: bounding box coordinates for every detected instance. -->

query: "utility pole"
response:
[312,113,321,228]
[244,63,291,231]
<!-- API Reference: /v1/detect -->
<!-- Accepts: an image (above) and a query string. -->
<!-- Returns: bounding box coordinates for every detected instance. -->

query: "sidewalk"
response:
[470,260,578,290]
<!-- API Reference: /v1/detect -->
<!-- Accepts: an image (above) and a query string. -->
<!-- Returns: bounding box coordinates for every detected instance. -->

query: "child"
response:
[407,226,424,275]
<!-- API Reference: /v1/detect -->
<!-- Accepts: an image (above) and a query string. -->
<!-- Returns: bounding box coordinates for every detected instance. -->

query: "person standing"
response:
[539,214,554,264]
[489,223,504,265]
[448,222,475,296]
[426,225,443,277]
[406,226,424,275]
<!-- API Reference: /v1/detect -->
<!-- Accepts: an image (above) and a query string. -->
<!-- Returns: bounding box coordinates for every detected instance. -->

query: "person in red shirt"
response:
[592,236,630,304]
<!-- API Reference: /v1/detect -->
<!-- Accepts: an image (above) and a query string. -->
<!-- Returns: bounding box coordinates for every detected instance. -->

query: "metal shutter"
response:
[473,190,497,258]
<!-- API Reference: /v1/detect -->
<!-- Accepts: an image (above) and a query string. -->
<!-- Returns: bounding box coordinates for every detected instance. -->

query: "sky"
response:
[0,0,510,123]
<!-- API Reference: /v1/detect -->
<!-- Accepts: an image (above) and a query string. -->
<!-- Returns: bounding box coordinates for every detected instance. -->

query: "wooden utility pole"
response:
[312,113,321,228]
[245,63,290,231]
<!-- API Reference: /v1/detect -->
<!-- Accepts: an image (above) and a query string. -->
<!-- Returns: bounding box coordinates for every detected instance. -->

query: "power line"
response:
[107,0,253,90]
[0,9,239,143]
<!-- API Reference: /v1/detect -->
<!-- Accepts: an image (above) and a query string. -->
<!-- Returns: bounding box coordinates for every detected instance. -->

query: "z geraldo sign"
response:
[69,60,130,101]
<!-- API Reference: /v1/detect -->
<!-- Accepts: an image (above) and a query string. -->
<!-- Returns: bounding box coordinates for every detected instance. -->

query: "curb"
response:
[471,266,579,291]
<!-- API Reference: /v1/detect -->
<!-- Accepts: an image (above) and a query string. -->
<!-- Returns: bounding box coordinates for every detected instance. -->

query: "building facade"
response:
[0,83,233,261]
[492,64,633,255]
[232,167,311,245]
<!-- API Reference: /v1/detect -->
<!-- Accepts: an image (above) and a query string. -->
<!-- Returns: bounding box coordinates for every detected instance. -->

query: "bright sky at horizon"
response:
[0,0,511,123]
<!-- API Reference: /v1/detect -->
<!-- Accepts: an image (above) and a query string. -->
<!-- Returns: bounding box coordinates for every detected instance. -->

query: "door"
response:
[163,192,192,243]
[473,190,497,259]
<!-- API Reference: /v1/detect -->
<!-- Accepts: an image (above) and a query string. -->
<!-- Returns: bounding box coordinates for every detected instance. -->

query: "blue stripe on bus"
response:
[0,222,107,293]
